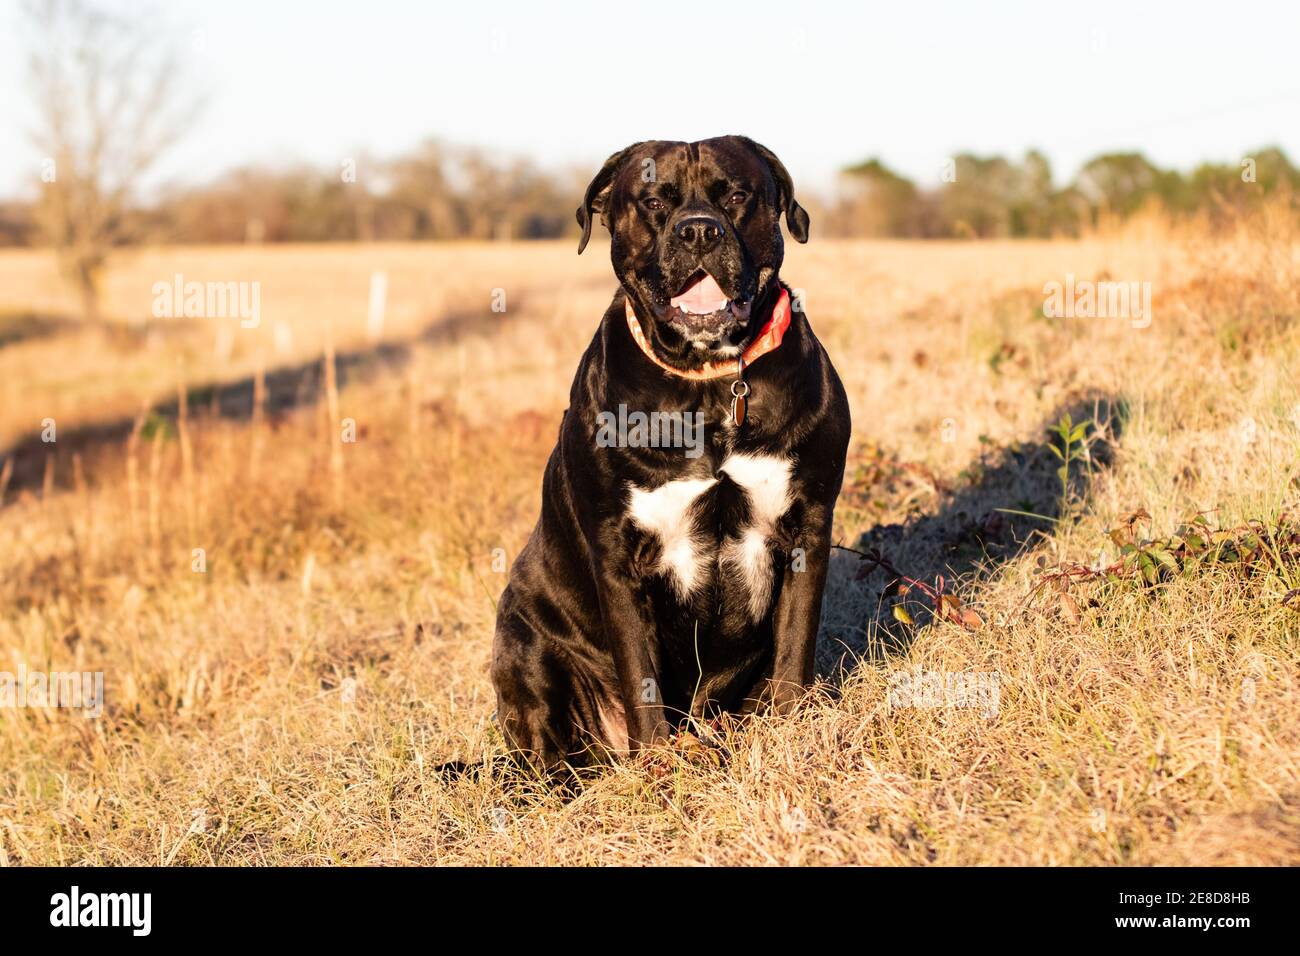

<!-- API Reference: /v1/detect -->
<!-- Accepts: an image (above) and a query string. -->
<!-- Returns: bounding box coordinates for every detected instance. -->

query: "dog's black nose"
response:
[674,216,723,253]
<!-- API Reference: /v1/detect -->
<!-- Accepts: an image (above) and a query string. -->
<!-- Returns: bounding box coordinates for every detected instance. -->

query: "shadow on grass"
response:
[815,392,1125,680]
[0,302,523,501]
[0,311,80,348]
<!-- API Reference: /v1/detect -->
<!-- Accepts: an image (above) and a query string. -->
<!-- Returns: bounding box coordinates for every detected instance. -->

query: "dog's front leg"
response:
[765,513,834,714]
[595,568,670,751]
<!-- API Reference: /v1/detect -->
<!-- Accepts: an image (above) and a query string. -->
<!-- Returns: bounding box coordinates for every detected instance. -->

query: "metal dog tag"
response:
[730,380,750,426]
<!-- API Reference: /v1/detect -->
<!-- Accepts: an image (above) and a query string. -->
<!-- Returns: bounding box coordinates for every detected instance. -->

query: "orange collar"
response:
[623,287,792,380]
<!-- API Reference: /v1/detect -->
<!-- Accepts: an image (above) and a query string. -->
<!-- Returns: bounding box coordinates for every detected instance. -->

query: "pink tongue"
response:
[670,273,728,314]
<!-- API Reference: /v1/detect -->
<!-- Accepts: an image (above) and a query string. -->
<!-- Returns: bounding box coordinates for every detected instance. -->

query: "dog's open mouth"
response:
[667,271,749,333]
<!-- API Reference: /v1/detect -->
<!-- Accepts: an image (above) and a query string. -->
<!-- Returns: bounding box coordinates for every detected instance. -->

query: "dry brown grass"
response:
[0,205,1298,865]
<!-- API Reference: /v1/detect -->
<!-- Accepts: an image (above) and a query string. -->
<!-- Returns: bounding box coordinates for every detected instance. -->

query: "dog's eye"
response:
[726,191,748,205]
[644,197,666,211]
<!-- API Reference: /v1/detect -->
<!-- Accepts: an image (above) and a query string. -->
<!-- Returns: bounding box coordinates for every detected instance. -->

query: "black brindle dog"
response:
[491,136,850,770]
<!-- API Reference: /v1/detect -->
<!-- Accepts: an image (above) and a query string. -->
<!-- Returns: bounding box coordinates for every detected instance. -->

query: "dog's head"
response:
[577,136,808,366]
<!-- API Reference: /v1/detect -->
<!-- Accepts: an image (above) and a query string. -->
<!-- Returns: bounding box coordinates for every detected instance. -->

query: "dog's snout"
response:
[673,215,723,253]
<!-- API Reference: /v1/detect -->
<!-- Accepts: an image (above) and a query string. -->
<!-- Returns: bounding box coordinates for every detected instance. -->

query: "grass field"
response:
[1,210,1298,865]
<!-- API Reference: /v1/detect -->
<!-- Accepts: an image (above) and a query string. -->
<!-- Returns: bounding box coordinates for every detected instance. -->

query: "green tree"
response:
[837,158,921,236]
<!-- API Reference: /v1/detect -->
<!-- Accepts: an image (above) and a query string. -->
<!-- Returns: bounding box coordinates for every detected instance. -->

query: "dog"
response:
[491,136,850,771]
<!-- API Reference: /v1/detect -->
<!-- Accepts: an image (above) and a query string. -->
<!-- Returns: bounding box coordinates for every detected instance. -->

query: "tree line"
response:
[825,147,1299,238]
[4,143,1295,251]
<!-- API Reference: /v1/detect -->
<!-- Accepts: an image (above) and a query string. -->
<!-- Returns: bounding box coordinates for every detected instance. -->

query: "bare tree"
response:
[23,0,197,323]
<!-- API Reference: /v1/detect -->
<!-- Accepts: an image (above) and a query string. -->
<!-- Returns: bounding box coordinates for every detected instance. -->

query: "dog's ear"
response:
[576,143,643,254]
[741,138,810,243]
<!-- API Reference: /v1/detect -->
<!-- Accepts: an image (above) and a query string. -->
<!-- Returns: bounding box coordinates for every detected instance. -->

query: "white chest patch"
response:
[719,453,794,620]
[626,476,718,598]
[625,453,793,618]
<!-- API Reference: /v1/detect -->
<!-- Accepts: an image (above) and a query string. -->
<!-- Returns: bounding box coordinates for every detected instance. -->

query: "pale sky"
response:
[1,0,1296,201]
